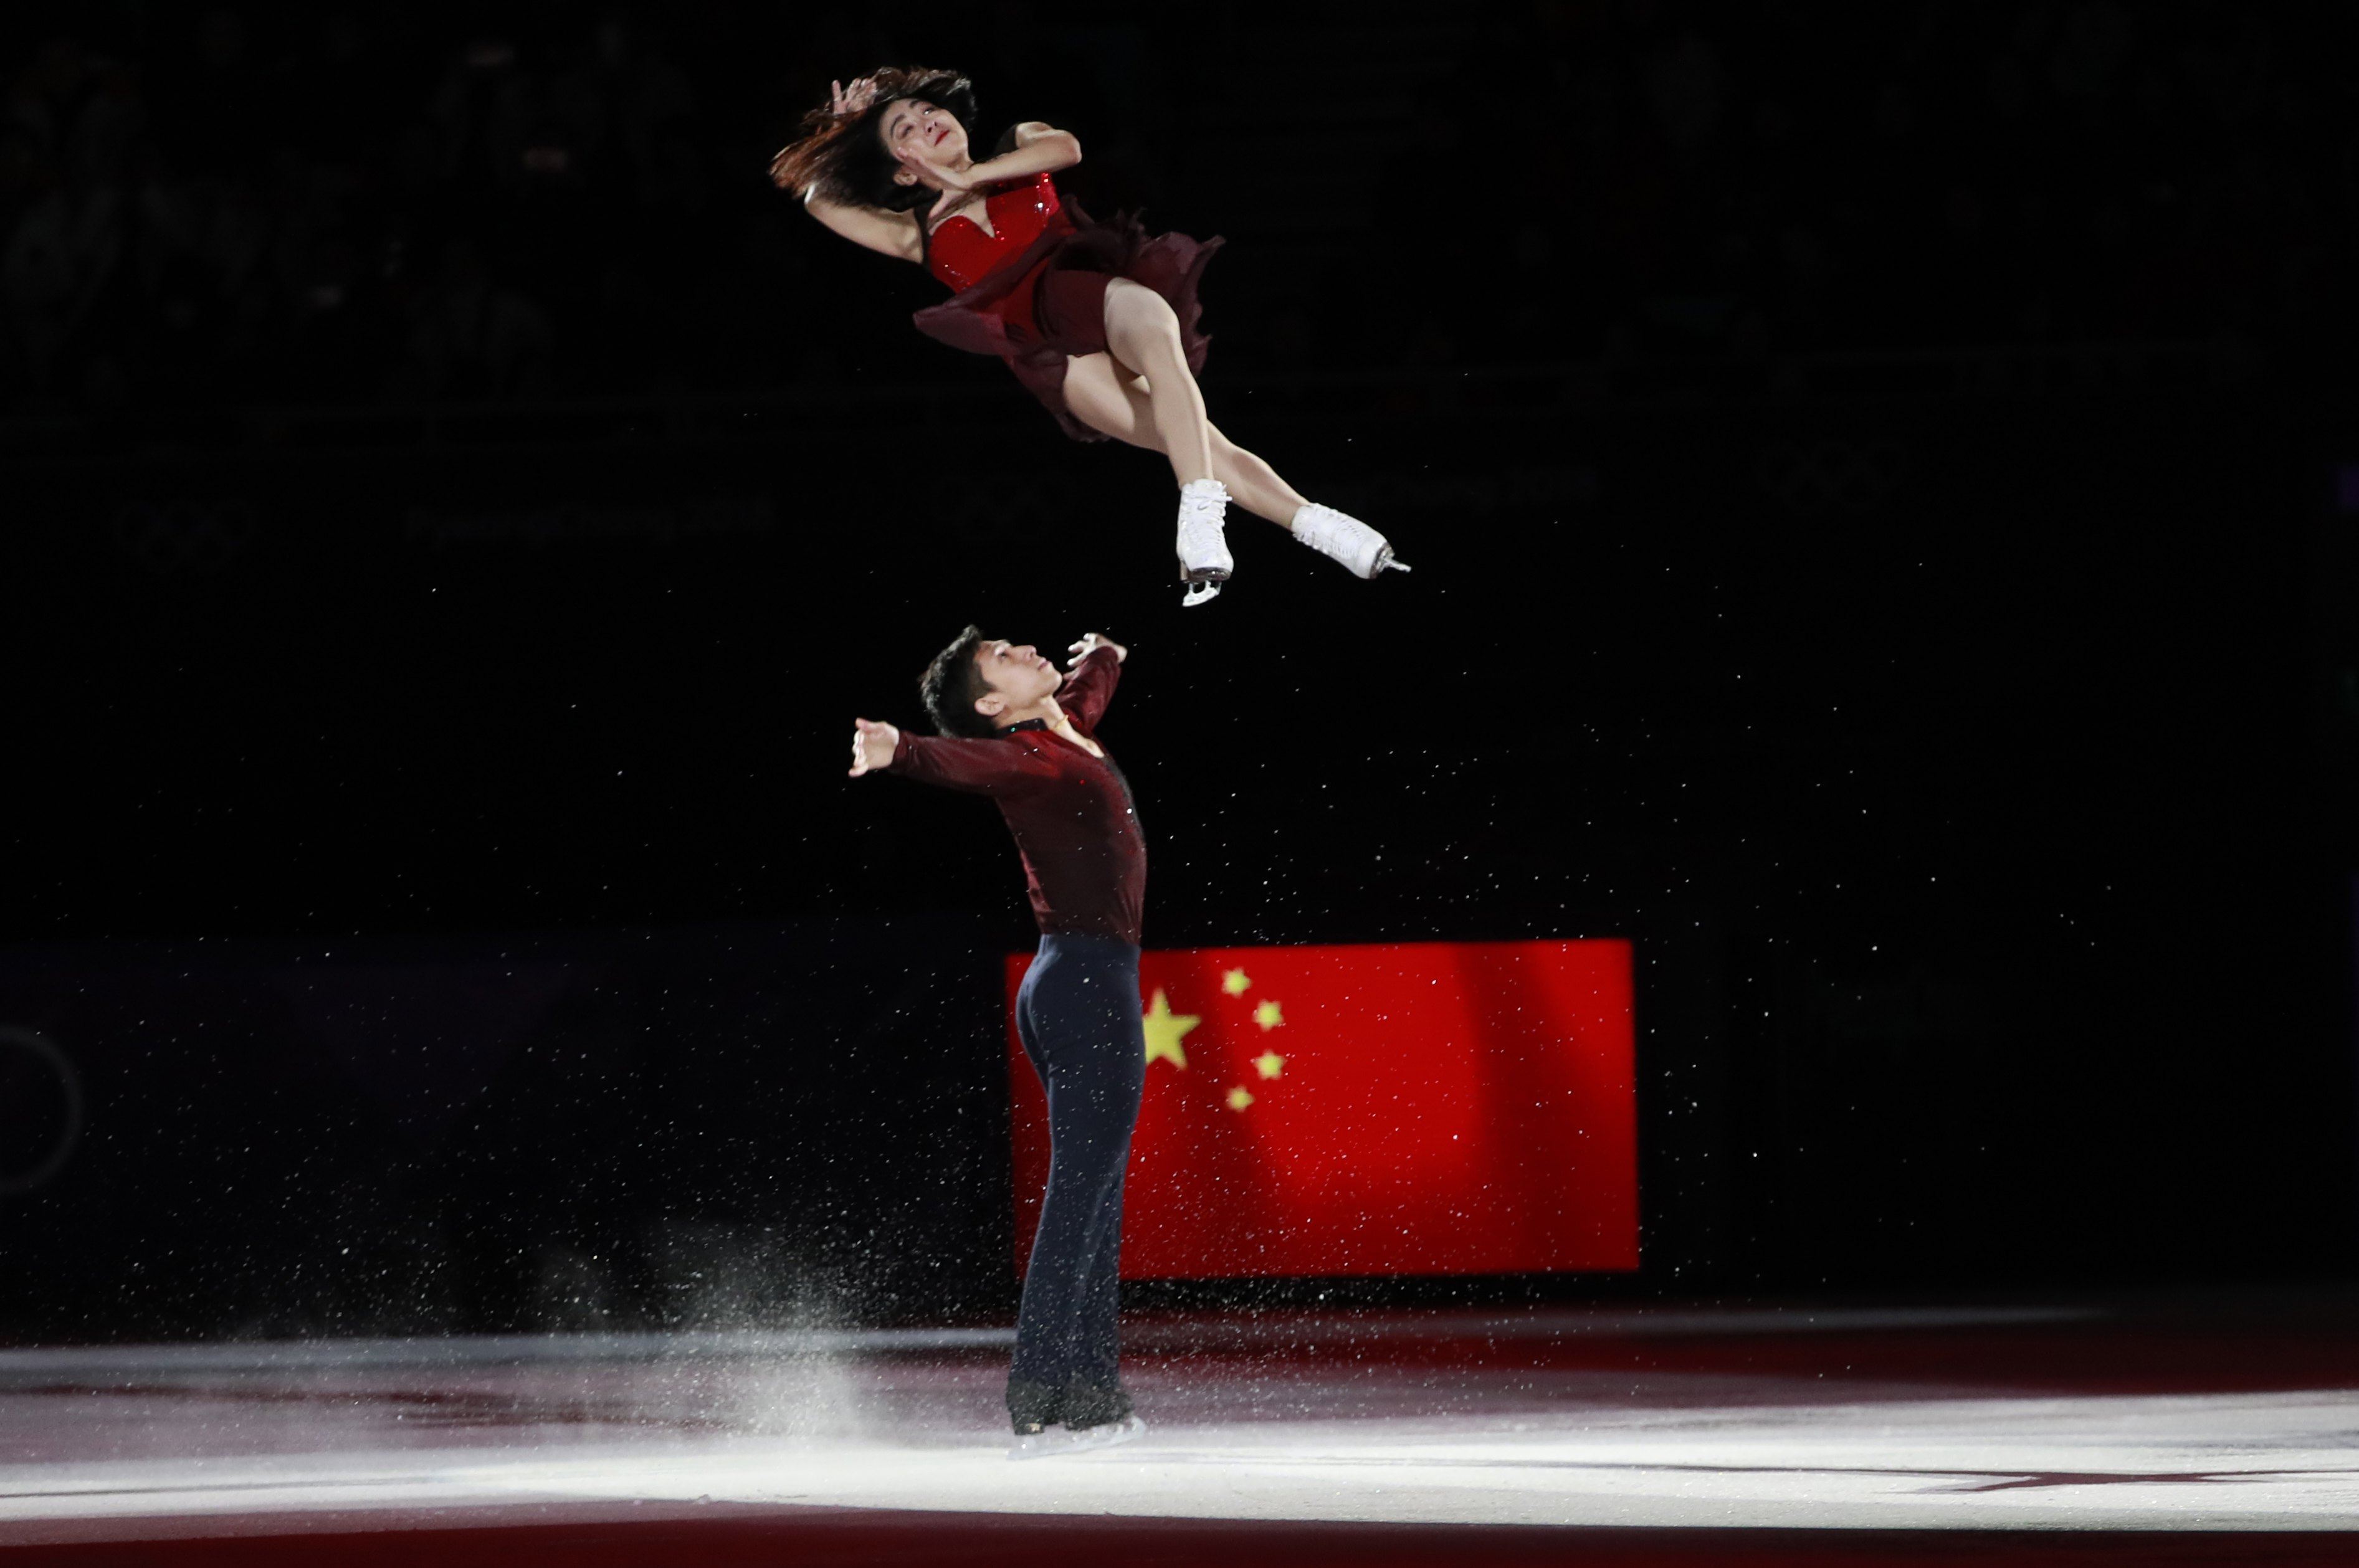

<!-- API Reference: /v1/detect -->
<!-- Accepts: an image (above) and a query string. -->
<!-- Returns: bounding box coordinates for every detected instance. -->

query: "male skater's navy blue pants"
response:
[1008,933,1146,1425]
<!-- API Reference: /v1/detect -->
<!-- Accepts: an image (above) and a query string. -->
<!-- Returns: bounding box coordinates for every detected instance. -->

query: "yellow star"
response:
[1254,1051,1284,1080]
[1221,968,1251,996]
[1254,999,1284,1031]
[1141,988,1199,1070]
[1226,1086,1254,1111]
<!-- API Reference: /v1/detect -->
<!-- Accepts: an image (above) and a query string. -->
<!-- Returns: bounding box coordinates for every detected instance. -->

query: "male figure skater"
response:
[847,627,1146,1457]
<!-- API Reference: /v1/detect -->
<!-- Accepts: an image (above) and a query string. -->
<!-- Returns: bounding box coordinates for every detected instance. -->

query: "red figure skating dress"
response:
[911,172,1221,442]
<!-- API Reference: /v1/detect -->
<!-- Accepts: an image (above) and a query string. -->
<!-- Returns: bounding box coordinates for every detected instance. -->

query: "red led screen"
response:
[1005,939,1638,1279]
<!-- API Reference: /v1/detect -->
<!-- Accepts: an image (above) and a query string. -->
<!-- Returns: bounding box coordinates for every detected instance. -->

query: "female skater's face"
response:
[971,639,1060,717]
[881,98,969,180]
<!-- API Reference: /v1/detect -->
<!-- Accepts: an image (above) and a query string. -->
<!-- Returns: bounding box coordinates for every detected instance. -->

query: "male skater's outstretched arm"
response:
[844,625,1145,1458]
[850,632,1125,784]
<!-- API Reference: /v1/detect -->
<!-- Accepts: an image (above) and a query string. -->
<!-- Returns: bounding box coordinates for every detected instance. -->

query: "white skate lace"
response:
[1175,479,1233,579]
[1292,503,1408,579]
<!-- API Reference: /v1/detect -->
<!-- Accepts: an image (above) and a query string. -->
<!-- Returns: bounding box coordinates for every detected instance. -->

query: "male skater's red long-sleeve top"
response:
[883,647,1145,946]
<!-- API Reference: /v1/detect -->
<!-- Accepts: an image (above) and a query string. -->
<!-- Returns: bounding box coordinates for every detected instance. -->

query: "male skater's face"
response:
[970,638,1060,723]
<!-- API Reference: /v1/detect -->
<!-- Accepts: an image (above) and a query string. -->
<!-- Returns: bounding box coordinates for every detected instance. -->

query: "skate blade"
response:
[1006,1414,1146,1461]
[1181,580,1224,608]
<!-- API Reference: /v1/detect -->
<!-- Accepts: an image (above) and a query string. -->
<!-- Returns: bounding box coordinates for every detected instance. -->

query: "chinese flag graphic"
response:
[1005,939,1637,1279]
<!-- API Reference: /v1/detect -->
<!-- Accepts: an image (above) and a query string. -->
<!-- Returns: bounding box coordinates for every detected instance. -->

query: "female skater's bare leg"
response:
[1062,353,1306,525]
[1098,280,1213,487]
[1095,283,1230,602]
[1064,351,1408,584]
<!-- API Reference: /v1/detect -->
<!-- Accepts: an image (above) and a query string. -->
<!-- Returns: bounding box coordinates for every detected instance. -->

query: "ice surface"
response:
[2,1308,2355,1539]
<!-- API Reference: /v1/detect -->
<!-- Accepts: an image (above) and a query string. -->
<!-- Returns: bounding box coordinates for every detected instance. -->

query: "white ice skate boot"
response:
[1175,478,1234,607]
[1008,1413,1146,1461]
[1290,501,1409,579]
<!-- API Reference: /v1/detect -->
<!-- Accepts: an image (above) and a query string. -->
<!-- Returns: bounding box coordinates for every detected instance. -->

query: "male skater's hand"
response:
[848,718,899,777]
[1067,633,1127,667]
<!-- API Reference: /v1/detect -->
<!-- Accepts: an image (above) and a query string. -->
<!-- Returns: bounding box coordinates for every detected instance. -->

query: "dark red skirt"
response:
[910,197,1222,442]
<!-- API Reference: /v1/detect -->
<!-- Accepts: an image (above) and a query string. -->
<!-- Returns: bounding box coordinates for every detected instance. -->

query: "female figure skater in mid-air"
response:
[770,67,1408,607]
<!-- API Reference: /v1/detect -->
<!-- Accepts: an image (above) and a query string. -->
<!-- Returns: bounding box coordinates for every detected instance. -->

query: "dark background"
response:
[1,1,2353,1340]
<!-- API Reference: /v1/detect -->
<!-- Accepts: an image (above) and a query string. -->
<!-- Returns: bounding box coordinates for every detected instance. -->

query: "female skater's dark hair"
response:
[920,624,1000,738]
[770,66,981,213]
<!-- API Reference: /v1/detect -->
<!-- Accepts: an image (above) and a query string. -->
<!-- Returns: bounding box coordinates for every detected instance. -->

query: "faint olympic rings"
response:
[0,1027,83,1195]
[1756,440,1912,516]
[112,500,259,574]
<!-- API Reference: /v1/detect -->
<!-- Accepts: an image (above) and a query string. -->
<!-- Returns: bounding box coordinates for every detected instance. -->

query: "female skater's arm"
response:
[901,121,1082,204]
[801,190,923,262]
[779,78,924,261]
[963,121,1082,181]
[1006,121,1085,166]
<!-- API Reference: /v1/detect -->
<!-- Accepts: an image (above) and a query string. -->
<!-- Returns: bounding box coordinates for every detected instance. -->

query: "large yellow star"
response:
[1254,1050,1285,1080]
[1141,988,1199,1069]
[1221,968,1251,996]
[1254,999,1285,1031]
